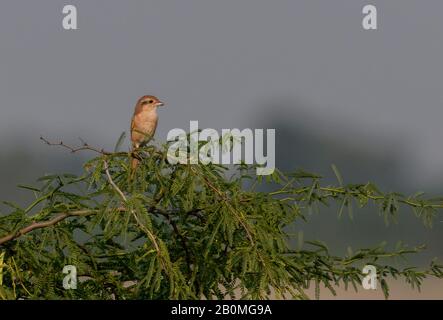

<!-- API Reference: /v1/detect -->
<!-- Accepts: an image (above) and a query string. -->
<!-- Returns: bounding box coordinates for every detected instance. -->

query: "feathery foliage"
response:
[0,136,442,299]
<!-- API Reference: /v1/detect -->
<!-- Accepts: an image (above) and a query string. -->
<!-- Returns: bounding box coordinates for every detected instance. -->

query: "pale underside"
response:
[131,109,158,148]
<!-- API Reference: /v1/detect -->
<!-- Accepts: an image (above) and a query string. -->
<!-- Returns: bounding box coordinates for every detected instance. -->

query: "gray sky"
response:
[1,1,443,187]
[1,1,443,297]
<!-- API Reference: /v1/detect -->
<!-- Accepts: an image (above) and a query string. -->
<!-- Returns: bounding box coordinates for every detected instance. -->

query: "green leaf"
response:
[331,164,343,186]
[114,131,127,152]
[17,184,40,192]
[380,278,389,299]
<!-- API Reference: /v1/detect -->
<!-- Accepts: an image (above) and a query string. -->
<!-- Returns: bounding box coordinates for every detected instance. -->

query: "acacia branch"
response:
[0,210,94,246]
[0,204,194,247]
[189,166,255,244]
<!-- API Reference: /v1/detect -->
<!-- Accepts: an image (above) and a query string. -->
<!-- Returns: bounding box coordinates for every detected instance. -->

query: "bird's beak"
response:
[157,101,165,107]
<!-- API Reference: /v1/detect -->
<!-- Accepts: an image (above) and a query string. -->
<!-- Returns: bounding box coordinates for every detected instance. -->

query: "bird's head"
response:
[137,95,165,108]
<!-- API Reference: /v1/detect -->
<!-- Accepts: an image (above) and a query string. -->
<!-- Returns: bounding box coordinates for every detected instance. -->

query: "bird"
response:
[130,95,165,172]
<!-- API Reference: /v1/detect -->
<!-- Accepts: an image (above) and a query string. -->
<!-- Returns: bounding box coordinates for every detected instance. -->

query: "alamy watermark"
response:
[166,121,275,175]
[62,265,77,290]
[362,265,377,290]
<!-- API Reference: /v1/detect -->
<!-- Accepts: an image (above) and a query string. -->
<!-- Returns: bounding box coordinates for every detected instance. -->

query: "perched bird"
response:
[130,95,165,171]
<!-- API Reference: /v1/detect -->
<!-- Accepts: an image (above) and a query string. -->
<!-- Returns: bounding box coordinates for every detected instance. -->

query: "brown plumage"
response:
[130,95,165,172]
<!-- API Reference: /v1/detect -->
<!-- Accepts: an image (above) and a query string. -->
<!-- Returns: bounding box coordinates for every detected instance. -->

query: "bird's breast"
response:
[136,109,158,126]
[132,110,158,143]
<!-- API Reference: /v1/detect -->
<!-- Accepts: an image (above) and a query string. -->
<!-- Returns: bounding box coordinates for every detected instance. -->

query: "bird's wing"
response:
[130,117,136,133]
[130,117,137,147]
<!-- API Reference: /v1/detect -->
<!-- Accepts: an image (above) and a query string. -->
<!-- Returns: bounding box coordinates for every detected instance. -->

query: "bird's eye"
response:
[149,100,154,104]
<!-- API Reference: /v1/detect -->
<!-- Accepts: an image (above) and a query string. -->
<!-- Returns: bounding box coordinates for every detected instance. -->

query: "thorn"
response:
[79,137,88,146]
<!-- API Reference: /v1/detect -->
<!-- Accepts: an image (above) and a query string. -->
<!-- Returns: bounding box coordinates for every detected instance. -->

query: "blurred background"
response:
[0,0,442,298]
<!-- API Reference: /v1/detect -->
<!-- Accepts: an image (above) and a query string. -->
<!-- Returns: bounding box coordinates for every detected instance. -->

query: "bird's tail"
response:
[130,148,140,180]
[131,157,140,171]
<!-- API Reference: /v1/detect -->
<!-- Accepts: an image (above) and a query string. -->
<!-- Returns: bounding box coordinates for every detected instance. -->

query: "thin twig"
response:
[103,159,162,257]
[40,136,114,155]
[40,136,161,159]
[151,209,192,274]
